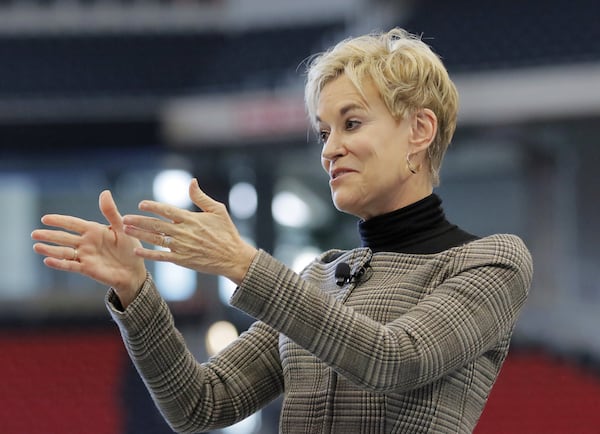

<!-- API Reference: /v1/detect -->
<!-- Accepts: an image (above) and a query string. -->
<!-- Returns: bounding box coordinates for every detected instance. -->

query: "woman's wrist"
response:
[229,245,258,286]
[115,269,148,309]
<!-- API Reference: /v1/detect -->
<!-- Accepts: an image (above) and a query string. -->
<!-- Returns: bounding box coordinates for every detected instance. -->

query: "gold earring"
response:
[406,153,421,174]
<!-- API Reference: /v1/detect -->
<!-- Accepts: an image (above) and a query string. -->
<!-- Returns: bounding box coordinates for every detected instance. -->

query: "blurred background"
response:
[1,0,599,433]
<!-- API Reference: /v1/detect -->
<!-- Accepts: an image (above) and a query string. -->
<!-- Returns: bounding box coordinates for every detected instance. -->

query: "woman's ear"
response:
[409,108,437,153]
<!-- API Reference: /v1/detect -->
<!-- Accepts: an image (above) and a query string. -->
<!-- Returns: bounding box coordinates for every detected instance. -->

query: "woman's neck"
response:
[358,193,478,254]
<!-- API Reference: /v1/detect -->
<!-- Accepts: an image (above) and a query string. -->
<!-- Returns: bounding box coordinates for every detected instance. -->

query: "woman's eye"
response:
[345,119,361,130]
[319,130,330,143]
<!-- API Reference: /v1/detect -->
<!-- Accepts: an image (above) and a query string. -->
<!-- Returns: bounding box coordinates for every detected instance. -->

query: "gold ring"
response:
[72,248,79,261]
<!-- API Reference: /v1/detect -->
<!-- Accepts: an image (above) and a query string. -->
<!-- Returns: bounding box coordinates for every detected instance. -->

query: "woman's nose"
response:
[321,131,346,162]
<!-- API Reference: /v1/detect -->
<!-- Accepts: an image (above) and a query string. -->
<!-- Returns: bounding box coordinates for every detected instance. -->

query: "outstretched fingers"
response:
[42,255,83,273]
[33,242,79,261]
[189,178,228,215]
[40,214,89,234]
[31,227,80,248]
[99,190,124,231]
[31,215,87,261]
[136,199,187,224]
[132,245,178,263]
[124,222,173,250]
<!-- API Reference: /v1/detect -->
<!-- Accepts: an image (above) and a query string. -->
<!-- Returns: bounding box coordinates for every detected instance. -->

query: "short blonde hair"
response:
[304,28,458,186]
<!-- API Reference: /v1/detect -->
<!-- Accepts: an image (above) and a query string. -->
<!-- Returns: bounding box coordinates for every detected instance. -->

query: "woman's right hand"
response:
[31,190,147,308]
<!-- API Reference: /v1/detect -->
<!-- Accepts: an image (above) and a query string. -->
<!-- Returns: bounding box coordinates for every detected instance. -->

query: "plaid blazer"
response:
[107,233,532,433]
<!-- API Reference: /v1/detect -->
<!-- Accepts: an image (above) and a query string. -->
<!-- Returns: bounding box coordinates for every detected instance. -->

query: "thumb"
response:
[99,190,124,230]
[189,179,225,214]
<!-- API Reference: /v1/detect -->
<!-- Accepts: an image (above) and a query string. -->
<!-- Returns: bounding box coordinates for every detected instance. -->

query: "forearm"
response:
[231,243,531,393]
[107,278,215,432]
[230,250,420,392]
[106,277,283,432]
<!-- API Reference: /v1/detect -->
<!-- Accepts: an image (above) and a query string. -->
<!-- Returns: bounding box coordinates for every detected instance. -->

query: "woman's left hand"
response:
[122,178,258,285]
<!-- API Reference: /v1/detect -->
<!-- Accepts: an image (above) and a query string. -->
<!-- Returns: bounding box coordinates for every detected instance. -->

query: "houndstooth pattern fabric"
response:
[107,234,532,433]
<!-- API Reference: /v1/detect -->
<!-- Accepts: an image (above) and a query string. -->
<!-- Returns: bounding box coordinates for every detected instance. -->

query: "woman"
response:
[32,28,532,433]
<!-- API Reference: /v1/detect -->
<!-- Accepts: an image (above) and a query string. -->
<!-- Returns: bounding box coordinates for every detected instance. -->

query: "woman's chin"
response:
[332,195,362,218]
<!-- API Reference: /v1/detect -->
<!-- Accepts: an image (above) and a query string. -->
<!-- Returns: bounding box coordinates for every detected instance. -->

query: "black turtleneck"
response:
[358,194,478,254]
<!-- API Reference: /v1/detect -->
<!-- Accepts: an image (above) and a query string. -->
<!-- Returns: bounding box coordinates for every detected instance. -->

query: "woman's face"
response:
[317,75,429,220]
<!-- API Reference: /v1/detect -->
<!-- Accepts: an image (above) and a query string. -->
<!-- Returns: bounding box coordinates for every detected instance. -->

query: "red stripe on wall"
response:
[2,330,600,433]
[0,328,126,434]
[476,351,600,434]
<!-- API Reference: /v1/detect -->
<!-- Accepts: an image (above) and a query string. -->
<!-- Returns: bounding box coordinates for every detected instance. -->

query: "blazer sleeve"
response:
[106,278,284,434]
[230,234,532,393]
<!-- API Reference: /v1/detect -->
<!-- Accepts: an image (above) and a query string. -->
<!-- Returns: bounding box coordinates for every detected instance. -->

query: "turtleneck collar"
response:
[358,193,478,254]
